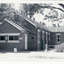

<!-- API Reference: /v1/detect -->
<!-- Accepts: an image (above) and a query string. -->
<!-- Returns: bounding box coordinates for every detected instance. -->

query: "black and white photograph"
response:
[0,0,64,63]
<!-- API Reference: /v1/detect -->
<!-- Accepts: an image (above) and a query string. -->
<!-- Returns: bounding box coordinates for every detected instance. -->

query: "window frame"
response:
[8,35,19,43]
[56,34,60,43]
[9,36,19,41]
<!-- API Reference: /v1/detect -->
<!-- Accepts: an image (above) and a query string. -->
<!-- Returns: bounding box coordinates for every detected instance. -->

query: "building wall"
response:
[60,33,64,43]
[50,32,64,48]
[40,31,45,50]
[50,33,56,45]
[37,29,41,51]
[0,21,26,51]
[28,33,37,51]
[0,33,25,51]
[37,29,50,50]
[0,19,52,51]
[50,32,64,45]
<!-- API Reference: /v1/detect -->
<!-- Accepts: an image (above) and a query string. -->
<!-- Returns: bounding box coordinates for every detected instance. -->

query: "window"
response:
[0,36,5,43]
[8,36,19,43]
[9,36,18,40]
[56,34,60,43]
[57,35,60,43]
[0,36,5,40]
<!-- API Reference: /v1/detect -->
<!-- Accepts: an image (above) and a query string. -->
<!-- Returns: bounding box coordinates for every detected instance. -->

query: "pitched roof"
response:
[10,8,50,32]
[4,18,30,32]
[47,26,64,32]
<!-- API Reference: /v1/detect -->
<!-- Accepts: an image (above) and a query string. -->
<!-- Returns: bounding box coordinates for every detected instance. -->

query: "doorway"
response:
[28,33,37,51]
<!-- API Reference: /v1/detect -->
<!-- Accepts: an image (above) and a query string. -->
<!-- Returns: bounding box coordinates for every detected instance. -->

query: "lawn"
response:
[0,49,64,61]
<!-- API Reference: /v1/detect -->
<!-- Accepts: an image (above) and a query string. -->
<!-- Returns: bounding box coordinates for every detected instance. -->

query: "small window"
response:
[0,36,5,40]
[56,34,60,43]
[58,39,59,42]
[57,35,59,38]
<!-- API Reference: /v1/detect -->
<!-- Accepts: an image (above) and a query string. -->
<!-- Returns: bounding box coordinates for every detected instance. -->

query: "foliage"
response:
[55,43,64,52]
[59,4,64,8]
[22,3,64,17]
[22,4,41,17]
[0,3,13,20]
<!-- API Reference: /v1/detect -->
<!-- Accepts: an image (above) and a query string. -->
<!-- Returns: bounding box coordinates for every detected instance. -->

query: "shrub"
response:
[55,43,64,52]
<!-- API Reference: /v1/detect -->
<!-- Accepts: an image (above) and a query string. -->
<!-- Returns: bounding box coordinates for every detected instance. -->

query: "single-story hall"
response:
[0,8,64,51]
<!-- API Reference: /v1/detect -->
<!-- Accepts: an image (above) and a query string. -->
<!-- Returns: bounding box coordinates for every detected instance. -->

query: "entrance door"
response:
[25,34,28,50]
[28,34,36,51]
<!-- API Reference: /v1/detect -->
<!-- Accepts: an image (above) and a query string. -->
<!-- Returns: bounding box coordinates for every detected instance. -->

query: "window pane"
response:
[9,36,13,40]
[57,35,59,38]
[13,36,18,40]
[57,39,59,42]
[0,36,5,40]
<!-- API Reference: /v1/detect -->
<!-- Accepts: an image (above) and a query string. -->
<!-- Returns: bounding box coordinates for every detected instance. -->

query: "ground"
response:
[0,49,64,62]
